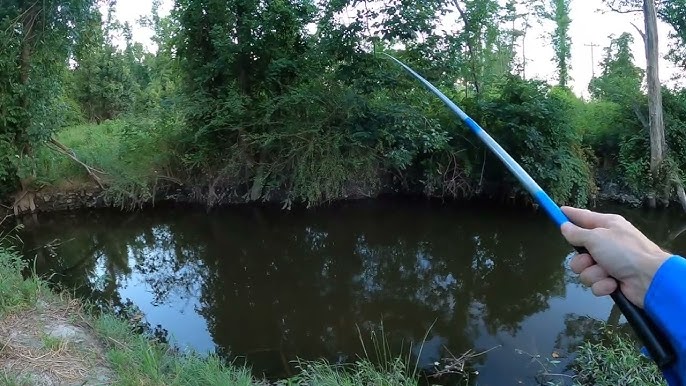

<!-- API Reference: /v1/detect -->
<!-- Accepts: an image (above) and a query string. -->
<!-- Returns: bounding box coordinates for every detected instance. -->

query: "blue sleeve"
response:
[645,255,686,386]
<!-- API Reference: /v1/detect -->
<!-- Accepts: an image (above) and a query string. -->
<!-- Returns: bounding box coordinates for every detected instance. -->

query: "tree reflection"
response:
[20,202,572,380]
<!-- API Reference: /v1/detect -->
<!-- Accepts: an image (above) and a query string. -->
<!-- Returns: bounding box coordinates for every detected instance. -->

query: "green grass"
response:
[0,234,42,315]
[39,332,63,351]
[0,374,33,386]
[92,313,256,386]
[34,118,178,207]
[574,326,665,386]
[0,240,425,386]
[282,359,418,386]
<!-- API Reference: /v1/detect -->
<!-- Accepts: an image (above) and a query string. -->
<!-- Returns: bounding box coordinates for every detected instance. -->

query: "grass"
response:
[34,118,178,207]
[93,313,257,386]
[0,236,43,315]
[0,235,429,386]
[574,325,665,386]
[39,332,64,351]
[283,359,417,386]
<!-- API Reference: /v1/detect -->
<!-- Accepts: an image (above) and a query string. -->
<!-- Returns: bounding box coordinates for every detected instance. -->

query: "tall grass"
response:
[92,313,256,386]
[34,118,178,207]
[0,230,43,315]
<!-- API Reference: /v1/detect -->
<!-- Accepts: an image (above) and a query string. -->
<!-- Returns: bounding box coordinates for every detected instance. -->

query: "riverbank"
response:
[0,239,666,385]
[0,242,432,385]
[6,118,660,216]
[3,213,669,386]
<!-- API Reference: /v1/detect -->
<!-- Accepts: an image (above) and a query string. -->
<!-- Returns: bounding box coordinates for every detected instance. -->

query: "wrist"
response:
[633,251,671,308]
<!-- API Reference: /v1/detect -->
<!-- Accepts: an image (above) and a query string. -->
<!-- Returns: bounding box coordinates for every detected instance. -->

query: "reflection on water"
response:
[17,199,686,385]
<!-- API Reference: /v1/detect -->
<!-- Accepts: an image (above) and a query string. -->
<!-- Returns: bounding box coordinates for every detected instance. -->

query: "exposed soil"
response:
[0,297,113,385]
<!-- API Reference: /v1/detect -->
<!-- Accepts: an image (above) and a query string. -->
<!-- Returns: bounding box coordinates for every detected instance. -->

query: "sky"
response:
[111,0,681,98]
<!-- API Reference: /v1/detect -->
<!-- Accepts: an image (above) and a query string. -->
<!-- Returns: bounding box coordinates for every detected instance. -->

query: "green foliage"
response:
[655,0,686,68]
[574,326,664,386]
[35,118,180,207]
[537,0,572,88]
[0,0,97,191]
[589,33,644,103]
[70,14,139,122]
[8,0,686,208]
[286,359,418,386]
[0,234,42,314]
[95,314,256,386]
[472,77,593,205]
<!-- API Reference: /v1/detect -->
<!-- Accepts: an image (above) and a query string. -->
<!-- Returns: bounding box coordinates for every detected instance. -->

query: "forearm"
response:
[645,255,686,386]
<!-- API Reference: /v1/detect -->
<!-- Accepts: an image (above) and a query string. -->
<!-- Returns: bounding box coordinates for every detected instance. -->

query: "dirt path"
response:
[0,298,114,385]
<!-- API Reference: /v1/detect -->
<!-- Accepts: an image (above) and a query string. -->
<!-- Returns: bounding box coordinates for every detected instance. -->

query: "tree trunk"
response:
[453,0,481,95]
[642,0,686,211]
[643,0,667,207]
[14,3,40,215]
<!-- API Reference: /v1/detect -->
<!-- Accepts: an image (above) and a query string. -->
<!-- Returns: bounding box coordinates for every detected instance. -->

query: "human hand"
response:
[560,206,671,308]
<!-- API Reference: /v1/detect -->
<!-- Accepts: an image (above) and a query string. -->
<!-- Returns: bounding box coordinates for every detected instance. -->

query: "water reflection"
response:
[18,200,686,384]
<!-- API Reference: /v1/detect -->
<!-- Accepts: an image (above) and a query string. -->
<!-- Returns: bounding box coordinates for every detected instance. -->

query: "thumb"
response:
[560,221,594,247]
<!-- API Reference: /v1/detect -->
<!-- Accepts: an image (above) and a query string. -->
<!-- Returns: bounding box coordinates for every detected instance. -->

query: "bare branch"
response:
[47,138,107,189]
[632,104,649,129]
[604,1,642,14]
[631,22,646,42]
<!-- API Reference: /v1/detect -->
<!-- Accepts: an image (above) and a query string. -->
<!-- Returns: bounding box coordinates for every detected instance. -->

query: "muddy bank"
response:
[4,176,650,217]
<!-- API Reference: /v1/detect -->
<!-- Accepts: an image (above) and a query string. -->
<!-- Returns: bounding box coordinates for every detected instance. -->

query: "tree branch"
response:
[632,104,649,129]
[631,22,646,42]
[47,138,107,189]
[603,1,643,14]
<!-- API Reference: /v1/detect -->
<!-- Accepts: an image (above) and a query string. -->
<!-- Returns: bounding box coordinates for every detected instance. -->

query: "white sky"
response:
[111,0,681,98]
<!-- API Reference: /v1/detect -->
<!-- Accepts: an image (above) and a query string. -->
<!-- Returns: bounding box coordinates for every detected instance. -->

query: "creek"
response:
[18,199,686,385]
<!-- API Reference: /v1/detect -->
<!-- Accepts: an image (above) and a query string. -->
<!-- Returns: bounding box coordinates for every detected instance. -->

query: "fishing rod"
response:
[385,54,675,369]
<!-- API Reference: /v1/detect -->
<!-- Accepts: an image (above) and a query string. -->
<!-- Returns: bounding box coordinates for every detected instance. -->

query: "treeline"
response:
[3,0,686,210]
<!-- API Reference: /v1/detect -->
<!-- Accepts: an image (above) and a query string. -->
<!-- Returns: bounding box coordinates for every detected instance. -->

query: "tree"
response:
[71,7,139,122]
[589,33,644,102]
[649,0,686,69]
[0,0,97,210]
[537,0,572,88]
[603,0,686,209]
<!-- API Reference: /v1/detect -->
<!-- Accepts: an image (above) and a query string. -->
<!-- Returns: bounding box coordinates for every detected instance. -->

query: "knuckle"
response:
[609,214,627,226]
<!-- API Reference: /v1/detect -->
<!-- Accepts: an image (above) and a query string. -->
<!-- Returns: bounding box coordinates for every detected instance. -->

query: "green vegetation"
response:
[2,0,686,211]
[574,326,664,386]
[0,240,428,385]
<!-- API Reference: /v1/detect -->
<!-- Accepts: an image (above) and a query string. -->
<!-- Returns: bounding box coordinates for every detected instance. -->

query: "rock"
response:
[46,324,82,342]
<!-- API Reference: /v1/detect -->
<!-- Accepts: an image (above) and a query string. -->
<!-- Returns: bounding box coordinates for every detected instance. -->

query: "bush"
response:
[466,76,594,205]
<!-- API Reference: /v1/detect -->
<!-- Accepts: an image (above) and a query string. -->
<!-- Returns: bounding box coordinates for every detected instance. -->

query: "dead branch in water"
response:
[429,345,501,378]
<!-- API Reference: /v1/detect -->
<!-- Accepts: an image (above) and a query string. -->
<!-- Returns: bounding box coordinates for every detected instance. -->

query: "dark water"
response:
[16,199,686,385]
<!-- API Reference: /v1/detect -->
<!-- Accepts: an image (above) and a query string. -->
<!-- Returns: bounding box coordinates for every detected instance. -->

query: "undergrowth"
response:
[34,118,179,208]
[574,325,664,386]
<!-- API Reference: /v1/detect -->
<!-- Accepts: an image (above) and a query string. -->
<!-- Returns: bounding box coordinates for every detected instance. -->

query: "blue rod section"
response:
[385,54,568,227]
[386,54,675,369]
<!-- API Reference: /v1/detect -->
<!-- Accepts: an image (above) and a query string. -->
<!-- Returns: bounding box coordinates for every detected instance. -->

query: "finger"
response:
[570,253,594,274]
[560,221,596,247]
[591,277,618,297]
[561,206,623,229]
[579,264,610,287]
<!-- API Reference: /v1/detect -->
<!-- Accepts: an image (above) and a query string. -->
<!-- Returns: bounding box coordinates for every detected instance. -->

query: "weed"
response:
[574,325,664,386]
[40,333,63,351]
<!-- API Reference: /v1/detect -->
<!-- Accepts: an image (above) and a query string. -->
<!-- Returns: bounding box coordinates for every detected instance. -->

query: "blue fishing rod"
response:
[386,54,675,368]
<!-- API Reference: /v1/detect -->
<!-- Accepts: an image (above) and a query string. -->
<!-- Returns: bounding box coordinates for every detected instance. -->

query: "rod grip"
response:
[574,246,675,368]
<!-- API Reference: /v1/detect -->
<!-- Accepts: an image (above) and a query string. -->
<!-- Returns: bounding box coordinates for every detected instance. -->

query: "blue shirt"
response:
[645,255,686,386]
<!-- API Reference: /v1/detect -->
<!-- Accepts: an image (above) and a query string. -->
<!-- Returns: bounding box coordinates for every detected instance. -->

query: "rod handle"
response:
[574,246,675,368]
